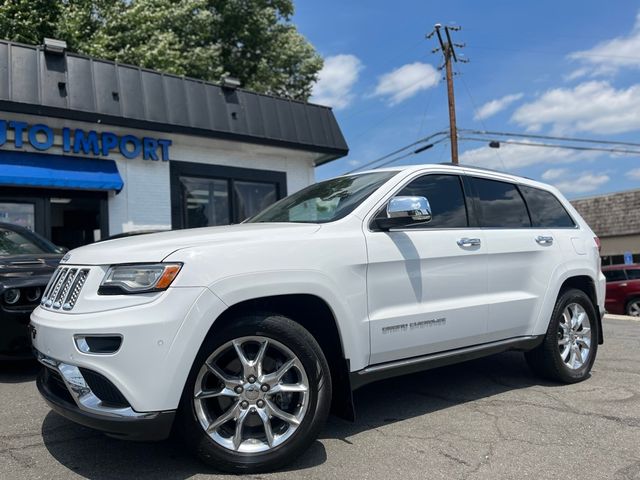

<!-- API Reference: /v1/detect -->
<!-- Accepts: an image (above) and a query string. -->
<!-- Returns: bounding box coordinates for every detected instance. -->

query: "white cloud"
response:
[474,93,523,120]
[311,54,363,110]
[459,140,597,170]
[512,81,640,135]
[541,168,569,181]
[627,168,640,180]
[553,172,609,194]
[373,62,439,106]
[569,12,640,76]
[563,67,589,82]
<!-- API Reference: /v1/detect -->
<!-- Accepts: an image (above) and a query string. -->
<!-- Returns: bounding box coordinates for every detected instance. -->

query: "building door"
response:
[0,188,107,249]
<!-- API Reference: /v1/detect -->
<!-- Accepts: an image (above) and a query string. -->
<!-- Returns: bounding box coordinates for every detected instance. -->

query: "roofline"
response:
[570,187,640,202]
[0,101,347,163]
[2,38,337,112]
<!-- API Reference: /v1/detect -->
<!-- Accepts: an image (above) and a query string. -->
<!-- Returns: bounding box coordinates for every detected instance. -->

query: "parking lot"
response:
[1,316,639,480]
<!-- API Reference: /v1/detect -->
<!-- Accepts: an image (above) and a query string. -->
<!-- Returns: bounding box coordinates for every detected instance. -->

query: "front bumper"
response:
[36,350,174,440]
[30,285,228,413]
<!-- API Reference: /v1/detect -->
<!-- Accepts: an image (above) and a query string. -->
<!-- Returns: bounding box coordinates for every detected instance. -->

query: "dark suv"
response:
[602,265,640,316]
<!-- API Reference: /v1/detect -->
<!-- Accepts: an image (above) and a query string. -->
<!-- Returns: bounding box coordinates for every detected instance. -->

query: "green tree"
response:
[0,0,322,100]
[0,0,61,45]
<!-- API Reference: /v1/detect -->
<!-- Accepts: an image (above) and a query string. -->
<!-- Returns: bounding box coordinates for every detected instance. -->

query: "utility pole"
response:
[427,24,467,164]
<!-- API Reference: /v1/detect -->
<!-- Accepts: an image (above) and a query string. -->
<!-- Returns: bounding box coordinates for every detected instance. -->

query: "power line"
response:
[458,76,507,171]
[459,128,640,149]
[344,130,448,174]
[459,136,640,156]
[373,135,451,169]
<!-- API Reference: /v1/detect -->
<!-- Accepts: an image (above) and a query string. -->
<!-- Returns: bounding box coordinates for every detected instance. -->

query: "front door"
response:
[365,173,489,365]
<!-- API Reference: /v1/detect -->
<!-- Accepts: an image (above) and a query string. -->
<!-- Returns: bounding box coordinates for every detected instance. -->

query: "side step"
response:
[350,335,543,390]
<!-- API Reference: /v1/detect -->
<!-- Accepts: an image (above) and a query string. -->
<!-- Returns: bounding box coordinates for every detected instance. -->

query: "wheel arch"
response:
[558,275,603,344]
[207,293,356,421]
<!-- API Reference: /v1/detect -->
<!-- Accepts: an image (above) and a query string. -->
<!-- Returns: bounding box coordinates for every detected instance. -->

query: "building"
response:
[0,39,348,249]
[571,189,640,265]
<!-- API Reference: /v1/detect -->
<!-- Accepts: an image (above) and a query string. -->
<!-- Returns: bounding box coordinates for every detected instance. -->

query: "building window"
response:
[171,162,287,229]
[181,177,230,228]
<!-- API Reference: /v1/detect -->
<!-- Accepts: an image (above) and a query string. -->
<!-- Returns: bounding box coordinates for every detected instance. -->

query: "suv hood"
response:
[62,223,322,266]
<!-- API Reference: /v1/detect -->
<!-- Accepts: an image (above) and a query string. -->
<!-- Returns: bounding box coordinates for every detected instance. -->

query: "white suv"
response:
[31,164,605,473]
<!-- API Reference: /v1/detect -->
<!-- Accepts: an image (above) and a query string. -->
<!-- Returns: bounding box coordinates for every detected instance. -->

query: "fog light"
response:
[4,288,20,305]
[26,287,42,303]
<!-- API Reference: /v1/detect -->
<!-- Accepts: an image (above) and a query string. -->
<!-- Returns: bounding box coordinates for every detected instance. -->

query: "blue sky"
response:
[294,0,640,198]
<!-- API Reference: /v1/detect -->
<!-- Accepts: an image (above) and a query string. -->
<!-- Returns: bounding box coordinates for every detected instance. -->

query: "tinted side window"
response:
[396,174,468,228]
[604,269,627,282]
[626,269,640,280]
[519,185,575,228]
[468,177,530,228]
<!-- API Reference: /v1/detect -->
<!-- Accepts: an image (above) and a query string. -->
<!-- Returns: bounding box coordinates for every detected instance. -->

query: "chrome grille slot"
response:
[53,268,77,309]
[41,266,90,311]
[63,269,89,310]
[41,267,65,306]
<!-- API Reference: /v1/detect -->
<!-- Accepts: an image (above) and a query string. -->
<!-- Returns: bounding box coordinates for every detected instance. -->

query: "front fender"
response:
[209,269,370,371]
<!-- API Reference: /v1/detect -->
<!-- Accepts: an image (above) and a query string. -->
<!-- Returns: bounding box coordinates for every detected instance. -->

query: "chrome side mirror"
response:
[376,196,432,230]
[387,196,432,222]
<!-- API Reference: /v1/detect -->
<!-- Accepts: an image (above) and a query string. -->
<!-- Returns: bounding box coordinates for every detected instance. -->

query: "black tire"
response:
[625,297,640,317]
[525,288,599,383]
[175,313,332,474]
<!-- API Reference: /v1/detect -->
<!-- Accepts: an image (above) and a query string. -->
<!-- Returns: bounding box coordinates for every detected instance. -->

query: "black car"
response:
[0,223,64,359]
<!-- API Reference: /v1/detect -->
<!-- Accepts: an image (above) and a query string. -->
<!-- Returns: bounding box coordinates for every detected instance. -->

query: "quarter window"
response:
[519,185,575,228]
[395,174,468,228]
[468,177,530,228]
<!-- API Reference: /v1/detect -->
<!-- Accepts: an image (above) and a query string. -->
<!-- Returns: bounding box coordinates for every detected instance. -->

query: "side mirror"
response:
[376,196,432,230]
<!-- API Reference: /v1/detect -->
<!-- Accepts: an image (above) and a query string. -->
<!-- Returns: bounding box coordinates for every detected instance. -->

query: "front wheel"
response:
[525,288,598,383]
[176,313,332,473]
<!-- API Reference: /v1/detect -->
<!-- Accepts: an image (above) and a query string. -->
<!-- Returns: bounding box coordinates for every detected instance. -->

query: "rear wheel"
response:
[626,298,640,317]
[525,288,598,383]
[176,313,331,473]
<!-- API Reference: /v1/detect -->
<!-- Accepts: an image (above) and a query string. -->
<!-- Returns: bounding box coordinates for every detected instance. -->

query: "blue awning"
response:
[0,151,124,192]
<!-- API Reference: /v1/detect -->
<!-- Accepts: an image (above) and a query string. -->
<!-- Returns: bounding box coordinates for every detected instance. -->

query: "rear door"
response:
[465,176,568,340]
[365,173,489,364]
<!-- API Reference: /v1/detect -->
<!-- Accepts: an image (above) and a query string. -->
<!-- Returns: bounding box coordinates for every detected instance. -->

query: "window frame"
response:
[170,161,287,229]
[369,172,473,232]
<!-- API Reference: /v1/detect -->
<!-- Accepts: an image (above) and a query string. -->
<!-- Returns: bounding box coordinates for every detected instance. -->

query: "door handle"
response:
[535,235,554,245]
[457,237,481,247]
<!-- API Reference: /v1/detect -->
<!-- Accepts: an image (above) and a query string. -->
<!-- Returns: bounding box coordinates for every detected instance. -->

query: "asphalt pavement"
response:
[1,316,639,480]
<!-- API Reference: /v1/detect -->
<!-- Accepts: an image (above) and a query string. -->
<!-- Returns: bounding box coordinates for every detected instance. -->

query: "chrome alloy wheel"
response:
[193,336,310,453]
[627,299,640,317]
[557,303,592,370]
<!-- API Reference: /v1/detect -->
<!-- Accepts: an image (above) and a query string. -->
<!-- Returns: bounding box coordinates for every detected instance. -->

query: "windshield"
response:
[0,227,57,256]
[247,171,397,224]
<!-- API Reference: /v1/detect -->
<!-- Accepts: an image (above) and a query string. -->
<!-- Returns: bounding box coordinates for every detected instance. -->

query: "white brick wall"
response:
[0,112,321,235]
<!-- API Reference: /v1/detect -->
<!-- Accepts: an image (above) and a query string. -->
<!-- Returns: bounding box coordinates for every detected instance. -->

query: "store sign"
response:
[0,119,171,161]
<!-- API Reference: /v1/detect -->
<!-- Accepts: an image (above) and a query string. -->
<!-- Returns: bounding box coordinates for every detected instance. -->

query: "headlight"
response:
[99,263,182,295]
[3,288,20,305]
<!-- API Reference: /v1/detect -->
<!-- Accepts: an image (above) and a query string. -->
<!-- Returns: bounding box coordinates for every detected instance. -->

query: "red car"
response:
[603,264,640,316]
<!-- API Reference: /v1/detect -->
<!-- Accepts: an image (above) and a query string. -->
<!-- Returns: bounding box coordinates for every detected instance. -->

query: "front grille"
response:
[41,267,90,311]
[79,368,130,408]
